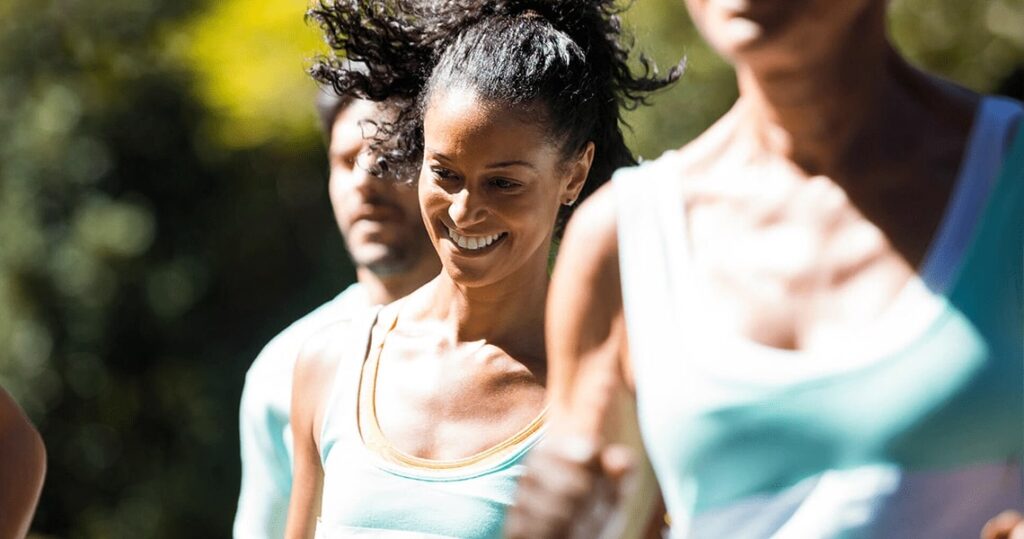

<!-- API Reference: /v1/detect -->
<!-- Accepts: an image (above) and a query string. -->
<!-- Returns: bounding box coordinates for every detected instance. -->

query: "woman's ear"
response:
[561,142,595,206]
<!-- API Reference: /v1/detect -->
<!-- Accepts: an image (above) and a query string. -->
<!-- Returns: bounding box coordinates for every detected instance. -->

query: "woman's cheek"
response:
[419,188,449,234]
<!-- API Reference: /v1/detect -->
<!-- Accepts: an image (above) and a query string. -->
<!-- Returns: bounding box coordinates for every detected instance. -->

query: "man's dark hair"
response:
[314,89,354,143]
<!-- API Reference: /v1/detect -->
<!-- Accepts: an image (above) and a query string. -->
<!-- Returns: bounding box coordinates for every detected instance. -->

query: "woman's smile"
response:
[445,226,509,253]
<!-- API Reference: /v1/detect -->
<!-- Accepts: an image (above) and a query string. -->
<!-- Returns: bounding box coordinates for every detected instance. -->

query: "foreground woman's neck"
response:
[732,3,909,177]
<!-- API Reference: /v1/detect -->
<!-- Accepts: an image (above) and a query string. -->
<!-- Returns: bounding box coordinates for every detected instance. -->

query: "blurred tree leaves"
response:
[0,0,1020,537]
[620,0,736,160]
[619,0,1024,160]
[0,0,348,536]
[891,0,1024,90]
[171,0,326,148]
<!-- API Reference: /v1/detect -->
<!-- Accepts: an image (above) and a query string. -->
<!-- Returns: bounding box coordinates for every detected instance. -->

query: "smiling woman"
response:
[419,88,582,288]
[282,1,680,538]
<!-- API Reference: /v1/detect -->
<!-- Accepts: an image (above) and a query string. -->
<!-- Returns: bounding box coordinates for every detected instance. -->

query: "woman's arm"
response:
[507,184,662,539]
[284,329,343,539]
[0,387,46,539]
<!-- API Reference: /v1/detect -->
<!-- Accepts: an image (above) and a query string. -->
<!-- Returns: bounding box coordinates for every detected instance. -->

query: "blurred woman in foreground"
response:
[508,0,1024,537]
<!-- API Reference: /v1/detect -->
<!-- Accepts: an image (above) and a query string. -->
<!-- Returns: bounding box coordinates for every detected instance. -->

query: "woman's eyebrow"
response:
[425,149,537,171]
[424,148,454,163]
[485,160,536,171]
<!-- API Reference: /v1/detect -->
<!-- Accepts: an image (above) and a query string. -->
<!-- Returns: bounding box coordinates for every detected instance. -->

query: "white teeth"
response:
[447,227,503,251]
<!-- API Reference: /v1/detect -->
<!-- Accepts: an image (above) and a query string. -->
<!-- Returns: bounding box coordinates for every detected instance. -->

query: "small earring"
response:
[564,197,577,207]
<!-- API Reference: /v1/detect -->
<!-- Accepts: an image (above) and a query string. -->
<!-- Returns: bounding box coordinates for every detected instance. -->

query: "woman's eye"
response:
[431,167,457,181]
[492,178,520,190]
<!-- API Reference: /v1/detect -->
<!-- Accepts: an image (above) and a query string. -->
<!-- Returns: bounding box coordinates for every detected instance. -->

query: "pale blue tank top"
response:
[316,307,545,539]
[615,97,1024,538]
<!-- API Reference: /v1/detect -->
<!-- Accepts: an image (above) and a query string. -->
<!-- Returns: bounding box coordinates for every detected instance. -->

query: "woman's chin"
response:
[439,254,516,290]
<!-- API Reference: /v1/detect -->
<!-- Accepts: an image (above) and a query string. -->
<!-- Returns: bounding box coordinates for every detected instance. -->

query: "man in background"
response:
[233,93,439,538]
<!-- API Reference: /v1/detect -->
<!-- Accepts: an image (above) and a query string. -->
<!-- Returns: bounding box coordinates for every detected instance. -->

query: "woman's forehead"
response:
[424,89,549,137]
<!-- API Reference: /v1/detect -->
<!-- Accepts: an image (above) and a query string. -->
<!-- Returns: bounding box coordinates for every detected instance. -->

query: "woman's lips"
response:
[446,226,507,252]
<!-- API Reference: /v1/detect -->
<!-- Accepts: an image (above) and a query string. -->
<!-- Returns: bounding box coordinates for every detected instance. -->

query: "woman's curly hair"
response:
[308,0,683,221]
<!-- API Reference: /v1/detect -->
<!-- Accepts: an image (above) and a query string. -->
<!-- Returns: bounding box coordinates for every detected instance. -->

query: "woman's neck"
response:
[732,4,902,178]
[410,247,550,359]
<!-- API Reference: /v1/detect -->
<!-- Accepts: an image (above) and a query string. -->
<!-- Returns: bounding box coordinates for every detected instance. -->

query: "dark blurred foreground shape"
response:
[0,0,1019,537]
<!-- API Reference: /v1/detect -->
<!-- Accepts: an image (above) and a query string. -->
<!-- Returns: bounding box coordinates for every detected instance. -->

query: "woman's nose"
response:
[447,188,486,227]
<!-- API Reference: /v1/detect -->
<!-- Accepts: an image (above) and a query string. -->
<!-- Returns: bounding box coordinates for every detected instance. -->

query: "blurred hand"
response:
[505,436,638,539]
[982,511,1024,539]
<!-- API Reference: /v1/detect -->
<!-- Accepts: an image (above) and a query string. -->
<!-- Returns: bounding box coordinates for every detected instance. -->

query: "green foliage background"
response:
[0,0,1020,537]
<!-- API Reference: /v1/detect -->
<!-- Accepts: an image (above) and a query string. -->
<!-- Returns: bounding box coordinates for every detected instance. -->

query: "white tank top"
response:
[615,96,1024,538]
[315,307,546,538]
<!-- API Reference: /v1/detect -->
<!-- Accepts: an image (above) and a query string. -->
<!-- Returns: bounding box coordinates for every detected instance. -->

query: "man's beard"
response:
[352,243,417,278]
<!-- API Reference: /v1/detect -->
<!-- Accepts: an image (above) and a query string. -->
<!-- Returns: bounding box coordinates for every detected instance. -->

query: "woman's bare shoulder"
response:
[294,320,354,387]
[673,103,746,176]
[294,305,384,398]
[0,389,45,457]
[0,389,46,539]
[561,182,619,281]
[291,312,376,424]
[0,388,46,490]
[564,150,689,274]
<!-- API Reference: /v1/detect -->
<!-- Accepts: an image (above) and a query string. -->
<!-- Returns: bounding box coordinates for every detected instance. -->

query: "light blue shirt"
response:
[234,283,369,539]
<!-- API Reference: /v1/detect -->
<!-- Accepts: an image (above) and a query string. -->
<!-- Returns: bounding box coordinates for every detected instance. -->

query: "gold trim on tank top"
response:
[356,307,547,471]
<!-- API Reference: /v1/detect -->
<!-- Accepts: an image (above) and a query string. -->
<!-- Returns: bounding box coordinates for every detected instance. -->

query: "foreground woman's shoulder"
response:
[563,182,619,272]
[564,151,685,264]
